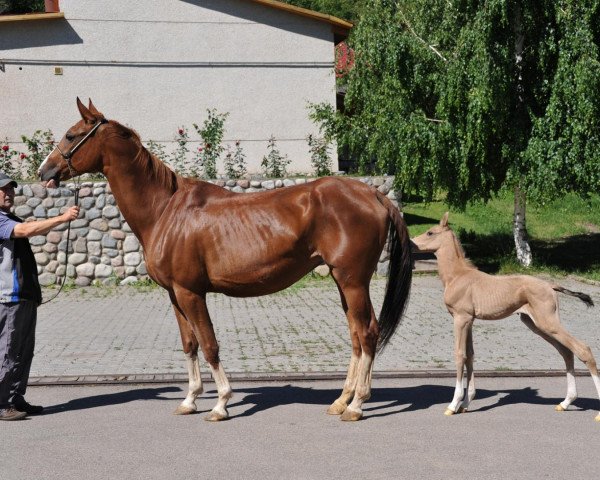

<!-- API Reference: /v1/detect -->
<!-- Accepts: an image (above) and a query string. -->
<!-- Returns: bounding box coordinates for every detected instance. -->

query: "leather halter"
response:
[55,118,107,176]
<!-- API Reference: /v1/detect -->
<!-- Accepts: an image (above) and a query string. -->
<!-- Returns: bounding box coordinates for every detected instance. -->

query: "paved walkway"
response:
[30,274,600,382]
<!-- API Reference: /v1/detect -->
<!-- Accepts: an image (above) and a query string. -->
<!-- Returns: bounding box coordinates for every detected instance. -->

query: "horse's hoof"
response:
[340,407,362,422]
[326,401,347,415]
[444,408,456,416]
[173,404,196,415]
[458,407,468,414]
[555,404,566,412]
[595,413,600,422]
[204,409,229,422]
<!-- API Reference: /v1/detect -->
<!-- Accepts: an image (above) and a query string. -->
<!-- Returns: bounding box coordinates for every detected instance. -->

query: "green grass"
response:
[404,190,600,281]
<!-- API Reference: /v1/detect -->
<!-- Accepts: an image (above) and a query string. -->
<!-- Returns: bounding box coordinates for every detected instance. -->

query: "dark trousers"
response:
[0,301,37,408]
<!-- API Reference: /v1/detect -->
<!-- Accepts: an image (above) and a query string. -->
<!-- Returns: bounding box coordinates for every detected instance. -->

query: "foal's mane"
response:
[448,227,475,267]
[109,121,178,193]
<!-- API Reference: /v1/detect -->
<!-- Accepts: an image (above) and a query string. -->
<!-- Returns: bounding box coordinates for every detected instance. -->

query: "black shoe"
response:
[13,399,43,415]
[0,407,27,421]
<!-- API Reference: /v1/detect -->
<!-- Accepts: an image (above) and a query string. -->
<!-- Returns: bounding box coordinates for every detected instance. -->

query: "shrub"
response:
[224,141,247,179]
[307,134,332,177]
[261,136,290,178]
[193,109,228,179]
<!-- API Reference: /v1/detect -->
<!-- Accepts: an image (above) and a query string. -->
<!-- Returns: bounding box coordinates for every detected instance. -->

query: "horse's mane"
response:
[449,228,475,268]
[109,122,178,193]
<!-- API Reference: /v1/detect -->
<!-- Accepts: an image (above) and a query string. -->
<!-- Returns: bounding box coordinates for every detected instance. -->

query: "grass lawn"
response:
[403,190,600,282]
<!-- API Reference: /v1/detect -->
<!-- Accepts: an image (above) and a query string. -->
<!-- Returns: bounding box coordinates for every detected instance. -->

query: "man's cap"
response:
[0,172,17,188]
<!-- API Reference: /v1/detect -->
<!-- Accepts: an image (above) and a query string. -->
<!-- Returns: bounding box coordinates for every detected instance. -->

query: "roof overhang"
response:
[247,0,352,39]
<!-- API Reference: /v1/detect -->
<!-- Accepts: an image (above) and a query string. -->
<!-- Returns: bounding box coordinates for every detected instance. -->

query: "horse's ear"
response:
[77,97,95,123]
[440,212,449,227]
[87,99,104,118]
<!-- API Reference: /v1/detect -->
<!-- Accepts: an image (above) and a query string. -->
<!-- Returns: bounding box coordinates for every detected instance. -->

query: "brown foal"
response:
[38,99,413,421]
[412,213,600,421]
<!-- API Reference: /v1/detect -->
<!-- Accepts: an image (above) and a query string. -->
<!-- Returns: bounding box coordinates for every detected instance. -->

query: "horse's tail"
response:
[375,191,413,353]
[552,285,594,307]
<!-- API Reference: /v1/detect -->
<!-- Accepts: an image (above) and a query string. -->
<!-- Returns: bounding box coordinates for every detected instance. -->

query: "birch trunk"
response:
[513,185,532,267]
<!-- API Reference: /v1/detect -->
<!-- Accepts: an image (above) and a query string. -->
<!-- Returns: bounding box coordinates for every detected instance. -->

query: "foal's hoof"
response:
[340,407,362,422]
[204,409,229,422]
[555,404,566,412]
[326,401,347,416]
[444,408,456,416]
[173,404,196,415]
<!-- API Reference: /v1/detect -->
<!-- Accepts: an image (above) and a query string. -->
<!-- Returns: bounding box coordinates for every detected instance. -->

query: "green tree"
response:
[312,0,600,266]
[0,0,45,14]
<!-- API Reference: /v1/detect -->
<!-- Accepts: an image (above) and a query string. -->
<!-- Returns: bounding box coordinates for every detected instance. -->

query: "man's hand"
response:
[61,206,80,222]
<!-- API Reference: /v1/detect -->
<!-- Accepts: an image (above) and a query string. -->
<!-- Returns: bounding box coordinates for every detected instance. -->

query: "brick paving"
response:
[30,274,600,380]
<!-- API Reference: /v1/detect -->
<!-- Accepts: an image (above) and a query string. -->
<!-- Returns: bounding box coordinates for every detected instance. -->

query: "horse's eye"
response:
[426,231,434,236]
[66,133,75,141]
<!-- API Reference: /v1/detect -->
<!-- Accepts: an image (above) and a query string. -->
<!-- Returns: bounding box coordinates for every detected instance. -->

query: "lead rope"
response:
[40,179,81,305]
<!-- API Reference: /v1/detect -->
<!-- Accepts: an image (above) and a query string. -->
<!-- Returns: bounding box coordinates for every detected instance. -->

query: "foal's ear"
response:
[77,97,96,124]
[440,212,449,227]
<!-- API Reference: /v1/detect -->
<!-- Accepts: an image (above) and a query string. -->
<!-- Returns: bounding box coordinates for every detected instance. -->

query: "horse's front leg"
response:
[171,305,203,415]
[173,286,232,422]
[446,314,473,416]
[459,324,476,413]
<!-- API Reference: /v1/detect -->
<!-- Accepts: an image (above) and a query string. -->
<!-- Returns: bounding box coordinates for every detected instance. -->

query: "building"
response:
[0,0,351,175]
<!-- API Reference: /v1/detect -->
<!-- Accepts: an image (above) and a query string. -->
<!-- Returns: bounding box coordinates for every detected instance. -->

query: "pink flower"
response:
[1,145,8,152]
[198,147,203,152]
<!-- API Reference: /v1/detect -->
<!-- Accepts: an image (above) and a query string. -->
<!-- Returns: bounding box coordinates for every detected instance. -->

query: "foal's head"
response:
[39,98,109,187]
[411,212,453,253]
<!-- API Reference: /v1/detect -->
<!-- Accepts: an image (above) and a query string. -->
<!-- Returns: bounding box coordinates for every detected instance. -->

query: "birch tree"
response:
[312,0,600,266]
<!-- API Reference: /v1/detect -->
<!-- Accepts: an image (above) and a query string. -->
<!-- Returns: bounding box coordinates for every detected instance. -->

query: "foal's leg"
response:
[173,286,232,421]
[519,313,577,412]
[327,282,362,416]
[446,314,474,416]
[531,310,600,421]
[338,286,378,422]
[459,324,476,413]
[172,305,203,415]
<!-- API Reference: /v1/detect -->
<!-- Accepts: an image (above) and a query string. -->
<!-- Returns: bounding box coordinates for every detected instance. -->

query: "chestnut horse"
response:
[412,213,600,421]
[39,99,413,421]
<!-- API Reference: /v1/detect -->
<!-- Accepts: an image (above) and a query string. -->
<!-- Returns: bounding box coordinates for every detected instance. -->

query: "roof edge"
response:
[247,0,353,33]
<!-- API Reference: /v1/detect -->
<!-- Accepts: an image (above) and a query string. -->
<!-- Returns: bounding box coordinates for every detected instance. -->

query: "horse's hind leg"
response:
[173,286,232,421]
[519,313,578,411]
[327,281,361,416]
[528,309,600,421]
[333,283,378,422]
[171,304,203,415]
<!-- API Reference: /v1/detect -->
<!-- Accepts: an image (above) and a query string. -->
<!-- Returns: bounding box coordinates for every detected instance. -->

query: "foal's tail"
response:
[552,285,594,307]
[376,191,413,353]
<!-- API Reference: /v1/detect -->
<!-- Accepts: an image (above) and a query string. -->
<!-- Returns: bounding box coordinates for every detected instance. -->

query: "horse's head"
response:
[411,212,452,253]
[39,98,109,187]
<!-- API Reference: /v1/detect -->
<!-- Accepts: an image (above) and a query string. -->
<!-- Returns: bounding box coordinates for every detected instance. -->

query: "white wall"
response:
[0,0,339,174]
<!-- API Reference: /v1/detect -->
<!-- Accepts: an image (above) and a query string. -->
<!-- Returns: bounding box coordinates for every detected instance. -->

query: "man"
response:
[0,172,79,420]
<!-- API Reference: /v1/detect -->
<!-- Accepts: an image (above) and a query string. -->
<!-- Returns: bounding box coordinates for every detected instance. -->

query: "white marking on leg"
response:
[591,374,600,420]
[329,352,360,413]
[345,353,373,418]
[559,370,578,410]
[448,379,464,413]
[180,352,203,412]
[207,362,232,420]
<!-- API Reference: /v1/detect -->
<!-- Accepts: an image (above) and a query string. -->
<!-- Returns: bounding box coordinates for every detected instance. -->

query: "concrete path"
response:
[31,274,600,381]
[3,377,599,480]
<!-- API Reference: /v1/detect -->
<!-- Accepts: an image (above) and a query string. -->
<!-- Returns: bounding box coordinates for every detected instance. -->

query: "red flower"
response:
[178,129,184,135]
[198,147,203,152]
[1,145,8,152]
[20,153,27,159]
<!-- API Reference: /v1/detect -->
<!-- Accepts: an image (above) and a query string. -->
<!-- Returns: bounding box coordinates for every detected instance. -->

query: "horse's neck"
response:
[435,235,474,287]
[103,145,176,246]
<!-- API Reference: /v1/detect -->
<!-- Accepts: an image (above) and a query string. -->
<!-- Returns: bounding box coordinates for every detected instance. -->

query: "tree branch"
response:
[398,9,448,62]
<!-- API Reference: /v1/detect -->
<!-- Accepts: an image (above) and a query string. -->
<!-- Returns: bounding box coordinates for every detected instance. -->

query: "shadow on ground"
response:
[40,383,597,419]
